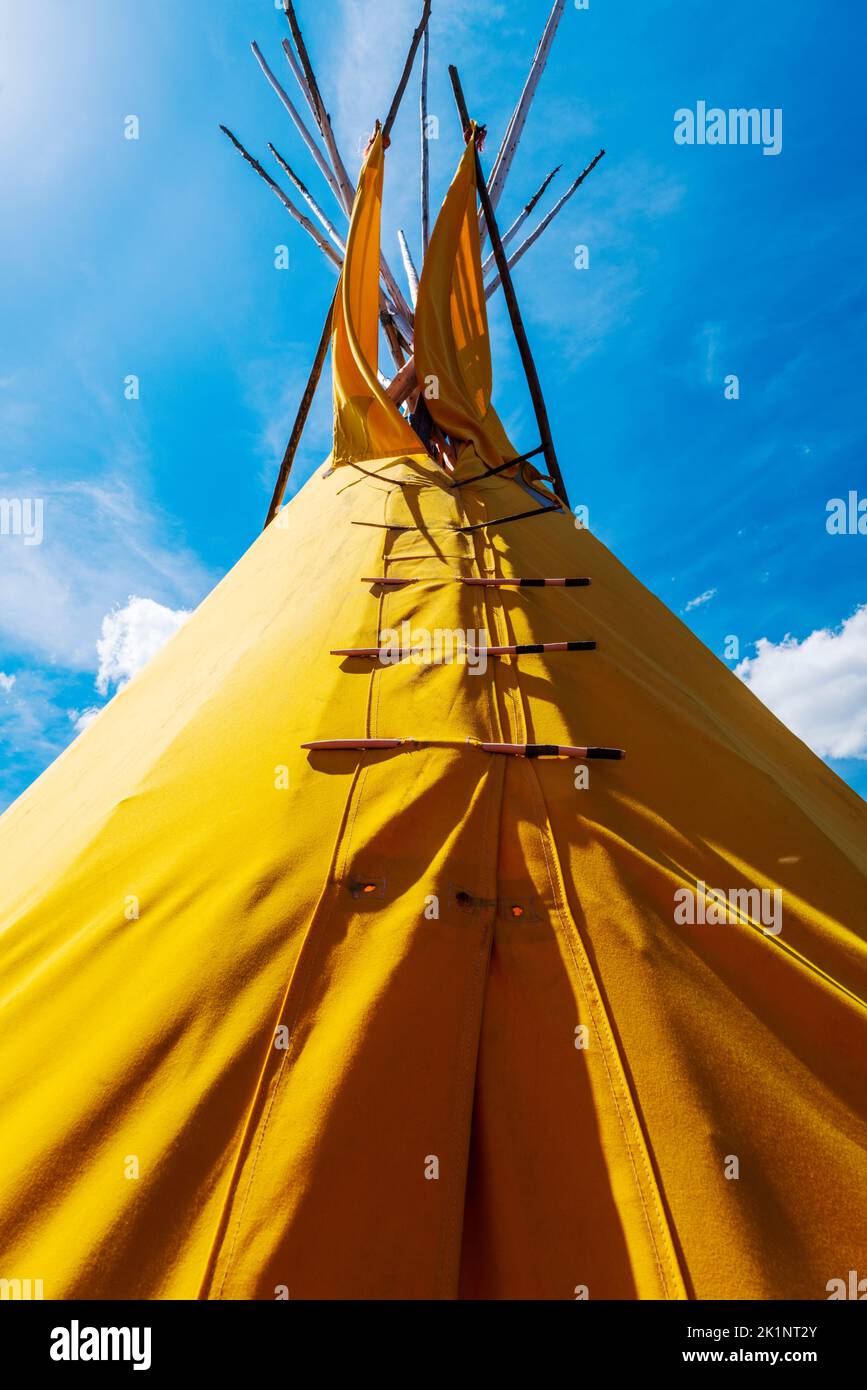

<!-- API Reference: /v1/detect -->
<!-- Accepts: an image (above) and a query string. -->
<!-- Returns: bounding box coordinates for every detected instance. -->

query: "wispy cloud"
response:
[683,587,718,613]
[0,475,213,672]
[697,321,723,385]
[0,668,87,811]
[240,350,334,496]
[514,155,686,366]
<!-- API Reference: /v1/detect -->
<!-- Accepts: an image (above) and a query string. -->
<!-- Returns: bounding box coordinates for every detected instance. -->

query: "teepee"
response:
[0,2,865,1302]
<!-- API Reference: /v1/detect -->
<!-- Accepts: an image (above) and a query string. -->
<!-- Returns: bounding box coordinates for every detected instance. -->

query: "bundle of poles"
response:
[219,0,605,526]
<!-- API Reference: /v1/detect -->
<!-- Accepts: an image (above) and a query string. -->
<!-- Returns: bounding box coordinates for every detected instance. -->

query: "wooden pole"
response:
[264,292,335,529]
[447,66,570,509]
[282,1,355,213]
[480,0,565,249]
[397,229,420,307]
[257,42,409,342]
[383,0,432,142]
[480,164,560,277]
[280,33,321,129]
[281,4,416,330]
[485,149,605,297]
[248,48,405,338]
[420,24,431,255]
[251,42,346,217]
[270,142,416,347]
[385,355,418,407]
[269,143,346,253]
[380,310,407,369]
[221,124,409,366]
[219,126,343,271]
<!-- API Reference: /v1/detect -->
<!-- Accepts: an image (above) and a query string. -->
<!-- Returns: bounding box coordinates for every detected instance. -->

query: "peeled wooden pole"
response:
[484,148,606,297]
[480,164,560,277]
[282,1,354,210]
[447,65,570,510]
[300,737,625,759]
[281,5,415,330]
[219,126,342,271]
[383,0,433,141]
[251,42,346,215]
[264,292,335,529]
[220,125,409,365]
[260,4,441,529]
[385,354,418,407]
[268,142,413,348]
[397,229,420,307]
[280,35,319,127]
[331,640,597,659]
[380,310,407,369]
[269,142,346,254]
[481,0,566,248]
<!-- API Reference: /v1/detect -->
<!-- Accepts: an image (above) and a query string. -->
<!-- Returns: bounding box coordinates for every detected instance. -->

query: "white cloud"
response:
[95,596,192,696]
[736,605,867,760]
[69,706,101,734]
[0,590,188,805]
[683,587,717,612]
[0,476,212,673]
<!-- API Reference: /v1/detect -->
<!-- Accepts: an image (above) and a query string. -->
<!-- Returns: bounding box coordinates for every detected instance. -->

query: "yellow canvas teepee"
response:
[1,100,866,1307]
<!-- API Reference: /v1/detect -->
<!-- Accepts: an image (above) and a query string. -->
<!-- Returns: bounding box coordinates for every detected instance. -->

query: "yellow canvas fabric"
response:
[0,467,865,1298]
[1,137,866,1304]
[331,126,422,467]
[414,131,518,475]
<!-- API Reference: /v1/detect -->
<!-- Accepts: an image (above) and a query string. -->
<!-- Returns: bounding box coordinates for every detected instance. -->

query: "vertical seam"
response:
[198,765,365,1299]
[528,763,687,1301]
[202,479,391,1298]
[434,754,504,1297]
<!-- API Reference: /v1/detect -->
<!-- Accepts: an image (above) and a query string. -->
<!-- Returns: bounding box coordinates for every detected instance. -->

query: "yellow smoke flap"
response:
[414,127,519,475]
[331,126,424,468]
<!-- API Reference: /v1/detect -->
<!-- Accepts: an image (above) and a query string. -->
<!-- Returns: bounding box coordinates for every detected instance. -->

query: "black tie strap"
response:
[359,576,591,588]
[330,640,596,659]
[351,504,562,534]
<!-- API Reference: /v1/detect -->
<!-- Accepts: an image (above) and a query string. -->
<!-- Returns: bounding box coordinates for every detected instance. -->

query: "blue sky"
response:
[1,0,865,810]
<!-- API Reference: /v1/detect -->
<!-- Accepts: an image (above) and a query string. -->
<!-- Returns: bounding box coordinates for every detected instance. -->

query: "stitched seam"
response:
[206,768,363,1297]
[368,488,396,740]
[212,876,344,1297]
[535,816,671,1297]
[536,821,667,1295]
[217,720,381,1287]
[435,755,503,1297]
[529,769,684,1299]
[209,482,393,1297]
[432,499,503,1297]
[434,915,494,1297]
[472,527,515,744]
